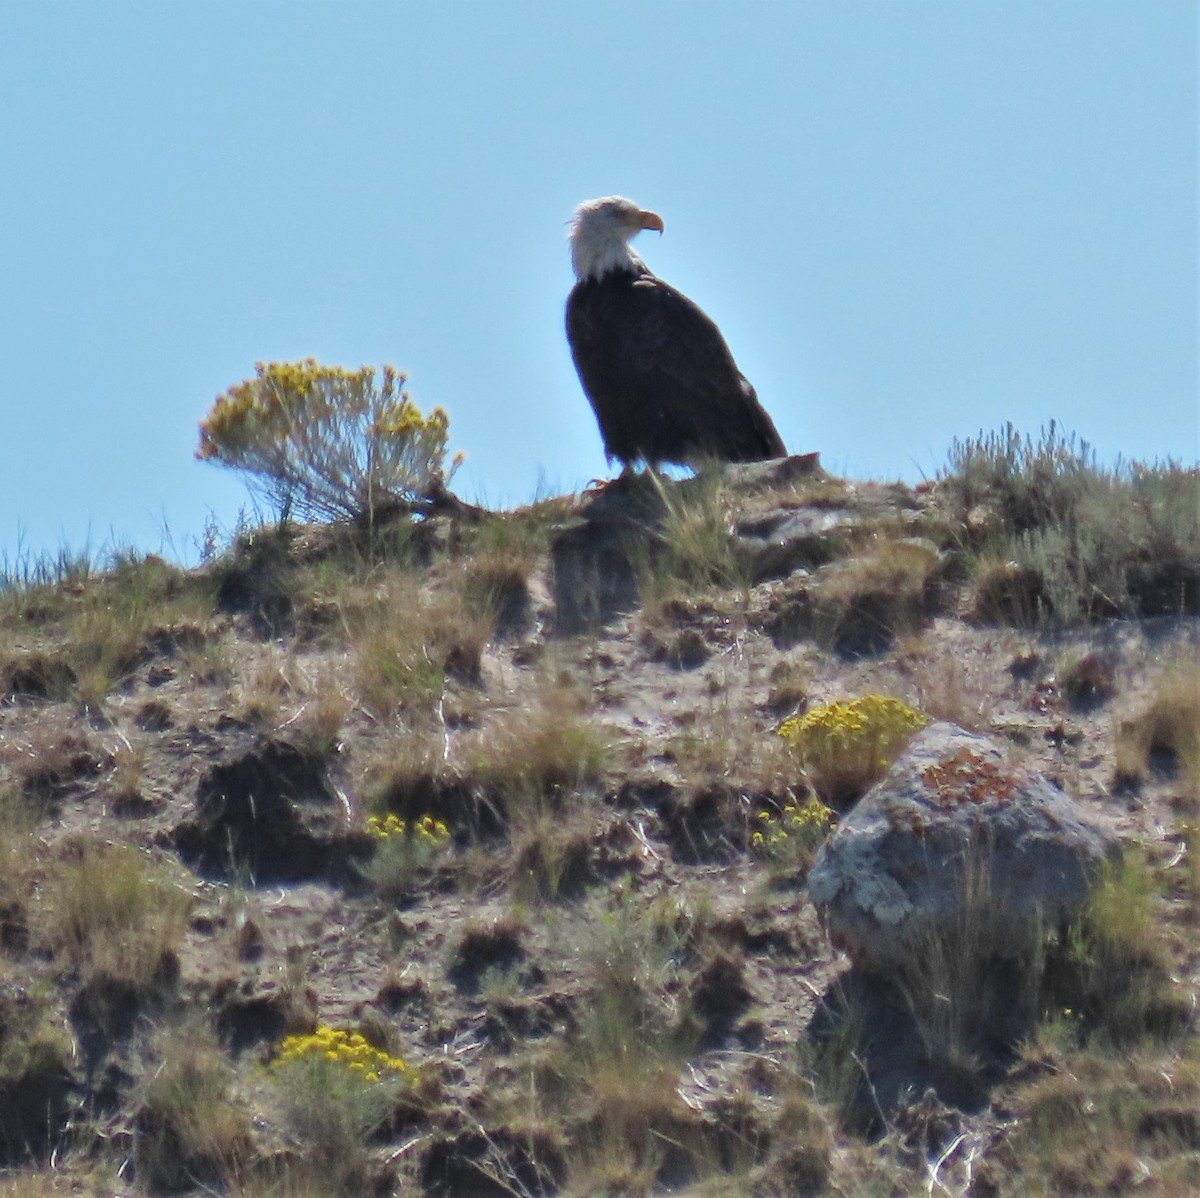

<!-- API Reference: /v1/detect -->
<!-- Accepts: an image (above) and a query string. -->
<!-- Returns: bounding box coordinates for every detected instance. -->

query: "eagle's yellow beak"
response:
[638,209,665,234]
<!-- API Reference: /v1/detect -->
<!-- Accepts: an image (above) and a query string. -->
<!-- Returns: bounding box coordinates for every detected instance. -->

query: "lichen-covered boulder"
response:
[807,722,1119,972]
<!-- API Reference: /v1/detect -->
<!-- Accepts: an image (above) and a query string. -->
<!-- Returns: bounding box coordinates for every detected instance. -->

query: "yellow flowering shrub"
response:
[779,694,928,807]
[366,813,451,845]
[272,1025,408,1083]
[268,1024,409,1149]
[750,796,835,870]
[361,812,452,898]
[197,360,463,527]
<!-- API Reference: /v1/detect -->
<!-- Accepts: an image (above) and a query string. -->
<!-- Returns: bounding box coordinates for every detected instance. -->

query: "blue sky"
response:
[1,1,1196,566]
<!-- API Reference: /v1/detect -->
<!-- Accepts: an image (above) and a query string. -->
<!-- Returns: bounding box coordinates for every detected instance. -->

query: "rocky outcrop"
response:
[549,455,823,633]
[808,722,1119,972]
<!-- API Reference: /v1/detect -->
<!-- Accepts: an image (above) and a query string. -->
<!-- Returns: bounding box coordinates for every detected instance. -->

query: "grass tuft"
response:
[348,575,490,718]
[134,1019,252,1192]
[638,469,750,613]
[34,837,192,987]
[1115,664,1200,791]
[464,684,611,800]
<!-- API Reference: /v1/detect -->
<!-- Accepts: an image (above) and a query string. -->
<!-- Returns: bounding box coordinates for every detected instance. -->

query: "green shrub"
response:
[941,420,1102,535]
[941,423,1200,623]
[197,360,462,530]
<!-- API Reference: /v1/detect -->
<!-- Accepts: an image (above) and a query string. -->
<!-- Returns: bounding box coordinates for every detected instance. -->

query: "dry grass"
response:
[639,469,750,615]
[282,665,352,755]
[61,554,218,707]
[895,853,1043,1071]
[233,652,292,727]
[540,886,703,1194]
[0,647,76,704]
[666,683,799,796]
[809,533,940,654]
[133,1018,252,1192]
[0,1173,74,1197]
[1002,1039,1200,1197]
[33,837,192,986]
[969,554,1054,627]
[454,684,612,900]
[463,683,611,800]
[107,739,147,807]
[1115,664,1200,790]
[347,573,491,719]
[764,653,812,716]
[457,545,537,638]
[508,797,599,904]
[0,784,37,932]
[2,716,102,812]
[901,638,995,729]
[178,635,237,686]
[65,602,148,709]
[359,728,447,801]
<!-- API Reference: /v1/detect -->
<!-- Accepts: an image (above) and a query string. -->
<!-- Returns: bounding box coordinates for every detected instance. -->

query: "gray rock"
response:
[808,722,1119,972]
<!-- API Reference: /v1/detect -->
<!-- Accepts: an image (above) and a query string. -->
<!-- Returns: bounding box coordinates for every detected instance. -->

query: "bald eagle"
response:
[566,196,786,472]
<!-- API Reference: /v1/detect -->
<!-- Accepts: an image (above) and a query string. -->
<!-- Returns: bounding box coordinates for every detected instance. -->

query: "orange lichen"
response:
[920,748,1019,807]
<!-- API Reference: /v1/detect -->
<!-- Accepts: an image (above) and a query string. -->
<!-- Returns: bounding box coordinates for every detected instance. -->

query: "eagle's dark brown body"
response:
[566,262,786,469]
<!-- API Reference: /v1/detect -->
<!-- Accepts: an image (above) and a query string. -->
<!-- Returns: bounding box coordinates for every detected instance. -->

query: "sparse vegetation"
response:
[348,575,490,719]
[639,468,750,611]
[0,431,1195,1196]
[464,684,612,799]
[809,532,940,654]
[1047,852,1190,1046]
[939,422,1200,625]
[133,1020,251,1192]
[902,640,995,728]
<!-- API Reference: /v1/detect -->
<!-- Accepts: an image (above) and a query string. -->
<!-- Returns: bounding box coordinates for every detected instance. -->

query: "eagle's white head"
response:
[568,196,664,282]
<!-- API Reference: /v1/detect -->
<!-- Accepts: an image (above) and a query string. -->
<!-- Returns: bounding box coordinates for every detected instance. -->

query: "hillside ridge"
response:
[0,454,1197,1197]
